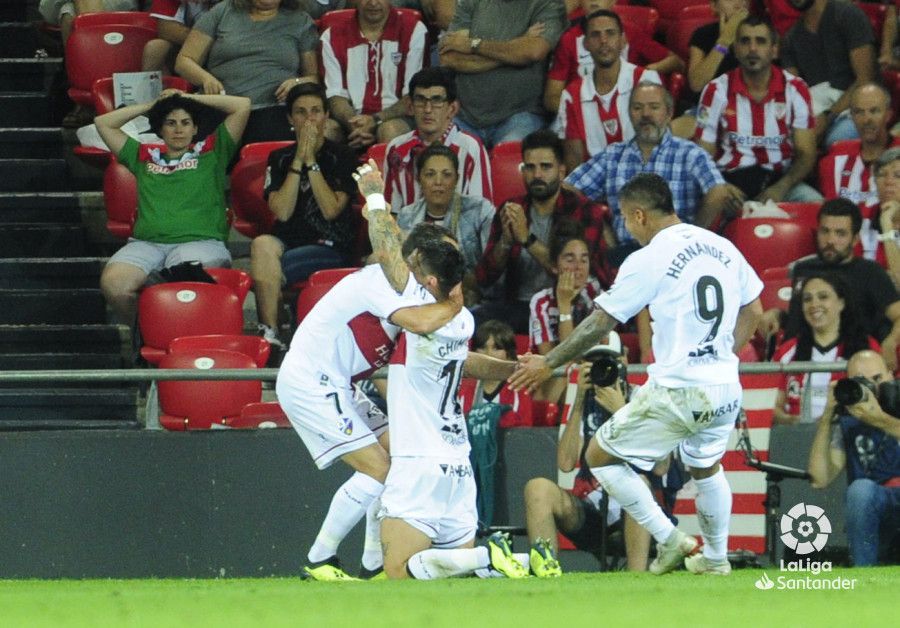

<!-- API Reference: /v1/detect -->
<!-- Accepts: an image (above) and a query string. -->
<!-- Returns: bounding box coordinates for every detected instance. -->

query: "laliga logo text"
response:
[753,503,857,591]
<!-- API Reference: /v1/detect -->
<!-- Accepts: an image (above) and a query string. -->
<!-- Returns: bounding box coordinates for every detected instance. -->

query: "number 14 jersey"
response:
[596,223,763,387]
[387,307,474,459]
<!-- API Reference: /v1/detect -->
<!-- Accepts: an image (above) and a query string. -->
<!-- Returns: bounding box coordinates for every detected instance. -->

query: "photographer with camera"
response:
[808,349,900,566]
[523,333,679,576]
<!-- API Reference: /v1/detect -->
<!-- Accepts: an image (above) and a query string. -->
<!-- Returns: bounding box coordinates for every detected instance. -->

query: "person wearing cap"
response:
[523,332,682,575]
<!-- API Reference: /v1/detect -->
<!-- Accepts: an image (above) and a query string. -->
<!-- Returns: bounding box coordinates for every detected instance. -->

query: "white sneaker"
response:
[649,529,699,575]
[684,554,732,575]
[258,324,287,350]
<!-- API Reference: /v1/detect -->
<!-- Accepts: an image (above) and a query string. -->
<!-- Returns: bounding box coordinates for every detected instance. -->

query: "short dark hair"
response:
[521,129,564,164]
[147,93,204,137]
[818,198,862,235]
[548,218,587,262]
[417,238,465,298]
[415,143,459,177]
[408,66,457,103]
[473,319,517,360]
[619,173,675,215]
[285,82,328,114]
[584,9,623,33]
[737,15,778,43]
[402,222,456,259]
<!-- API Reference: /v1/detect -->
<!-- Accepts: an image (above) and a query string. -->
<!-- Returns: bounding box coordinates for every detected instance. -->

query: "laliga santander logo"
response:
[779,502,832,555]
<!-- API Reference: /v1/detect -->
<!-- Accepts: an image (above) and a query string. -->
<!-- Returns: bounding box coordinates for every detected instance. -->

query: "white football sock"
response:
[407,547,489,579]
[592,463,675,544]
[307,472,384,564]
[693,467,732,562]
[361,497,383,571]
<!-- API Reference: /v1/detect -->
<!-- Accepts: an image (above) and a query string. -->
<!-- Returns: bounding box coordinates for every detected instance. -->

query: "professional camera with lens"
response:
[834,376,900,418]
[583,345,628,388]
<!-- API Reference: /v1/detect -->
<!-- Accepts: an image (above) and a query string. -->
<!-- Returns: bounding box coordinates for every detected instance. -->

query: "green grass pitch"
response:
[1,567,897,627]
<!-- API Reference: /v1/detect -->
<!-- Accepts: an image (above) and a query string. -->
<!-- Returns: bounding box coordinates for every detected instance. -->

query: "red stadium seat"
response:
[308,267,360,286]
[661,71,686,110]
[490,141,526,206]
[365,142,388,171]
[618,331,642,363]
[228,401,291,428]
[65,23,156,106]
[158,349,261,431]
[776,201,822,230]
[72,11,157,32]
[229,141,293,238]
[168,334,271,368]
[102,157,138,238]
[531,400,560,427]
[856,2,886,46]
[514,334,530,355]
[295,283,334,324]
[611,5,659,36]
[138,282,244,365]
[650,0,710,36]
[205,267,252,305]
[759,277,794,312]
[666,13,716,62]
[761,266,790,281]
[723,218,817,276]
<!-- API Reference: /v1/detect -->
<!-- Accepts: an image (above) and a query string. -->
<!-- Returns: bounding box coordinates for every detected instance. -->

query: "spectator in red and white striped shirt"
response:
[321,0,427,149]
[557,10,661,173]
[383,67,492,208]
[695,16,821,202]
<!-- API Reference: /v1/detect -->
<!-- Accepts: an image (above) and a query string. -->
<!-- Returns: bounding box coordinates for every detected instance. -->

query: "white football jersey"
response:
[596,223,762,387]
[279,265,425,389]
[387,308,474,459]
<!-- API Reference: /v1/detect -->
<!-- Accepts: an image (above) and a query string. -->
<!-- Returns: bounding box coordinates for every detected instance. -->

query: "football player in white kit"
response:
[355,162,530,580]
[278,216,468,581]
[511,173,763,576]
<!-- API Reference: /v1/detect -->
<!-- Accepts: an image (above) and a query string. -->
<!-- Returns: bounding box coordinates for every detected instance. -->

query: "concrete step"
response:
[0,92,53,127]
[0,388,140,427]
[0,352,125,371]
[0,128,65,159]
[0,323,128,355]
[0,57,62,92]
[0,223,86,257]
[0,23,40,58]
[0,192,82,223]
[0,158,72,191]
[0,257,105,288]
[0,288,105,324]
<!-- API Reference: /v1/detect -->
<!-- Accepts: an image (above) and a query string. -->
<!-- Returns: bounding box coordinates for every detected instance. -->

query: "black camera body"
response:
[583,351,627,389]
[834,377,900,418]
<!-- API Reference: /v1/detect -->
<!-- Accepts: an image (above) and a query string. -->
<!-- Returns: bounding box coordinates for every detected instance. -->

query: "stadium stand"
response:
[229,141,292,239]
[723,217,817,276]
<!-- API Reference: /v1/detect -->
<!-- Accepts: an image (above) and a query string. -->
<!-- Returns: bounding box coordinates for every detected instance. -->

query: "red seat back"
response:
[158,349,261,431]
[724,218,817,276]
[65,23,157,105]
[308,267,360,287]
[776,201,822,230]
[229,401,291,428]
[205,267,252,305]
[759,277,794,312]
[295,283,335,324]
[138,282,244,365]
[72,11,157,32]
[490,141,526,206]
[650,0,710,36]
[102,157,138,238]
[365,142,388,171]
[856,2,886,46]
[168,334,271,368]
[666,14,715,61]
[611,5,659,36]
[229,141,293,238]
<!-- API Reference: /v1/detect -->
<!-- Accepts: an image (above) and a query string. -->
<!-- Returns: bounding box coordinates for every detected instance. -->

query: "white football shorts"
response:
[596,381,742,470]
[379,456,478,548]
[276,378,387,469]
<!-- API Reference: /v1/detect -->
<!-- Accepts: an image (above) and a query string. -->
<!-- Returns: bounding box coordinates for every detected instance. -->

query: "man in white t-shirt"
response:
[511,172,763,576]
[278,220,466,581]
[355,161,529,580]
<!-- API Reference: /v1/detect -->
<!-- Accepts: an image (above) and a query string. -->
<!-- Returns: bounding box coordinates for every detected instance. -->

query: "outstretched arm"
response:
[508,307,617,392]
[462,351,516,381]
[355,160,410,293]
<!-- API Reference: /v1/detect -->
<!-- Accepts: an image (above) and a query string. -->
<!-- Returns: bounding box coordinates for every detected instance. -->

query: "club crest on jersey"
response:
[603,118,619,136]
[339,417,353,435]
[391,52,403,65]
[696,106,709,125]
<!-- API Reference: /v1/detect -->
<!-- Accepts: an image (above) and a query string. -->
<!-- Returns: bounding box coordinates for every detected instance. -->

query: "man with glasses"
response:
[383,67,492,208]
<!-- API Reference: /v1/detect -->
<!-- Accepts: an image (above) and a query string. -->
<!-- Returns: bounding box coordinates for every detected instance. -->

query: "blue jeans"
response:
[454,111,545,149]
[845,478,900,566]
[282,244,347,285]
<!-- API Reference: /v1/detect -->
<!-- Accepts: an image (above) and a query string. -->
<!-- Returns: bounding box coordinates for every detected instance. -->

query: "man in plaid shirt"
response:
[474,130,613,334]
[566,82,744,265]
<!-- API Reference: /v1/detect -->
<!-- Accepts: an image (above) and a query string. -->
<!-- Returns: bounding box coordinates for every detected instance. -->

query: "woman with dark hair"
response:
[772,272,881,425]
[395,144,495,306]
[175,0,318,144]
[94,89,251,326]
[461,319,527,428]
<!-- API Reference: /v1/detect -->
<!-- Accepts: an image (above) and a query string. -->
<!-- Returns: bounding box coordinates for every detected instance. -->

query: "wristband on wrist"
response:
[558,313,573,323]
[289,166,303,175]
[365,193,387,211]
[522,233,538,248]
[713,43,729,55]
[877,229,899,243]
[307,163,321,172]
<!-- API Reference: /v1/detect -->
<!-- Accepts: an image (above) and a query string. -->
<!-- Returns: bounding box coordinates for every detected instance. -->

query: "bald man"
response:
[808,349,900,566]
